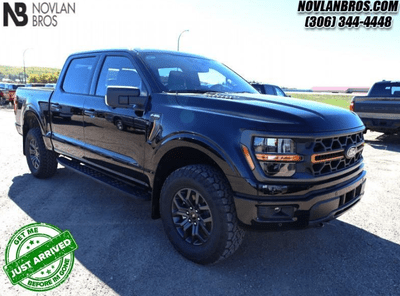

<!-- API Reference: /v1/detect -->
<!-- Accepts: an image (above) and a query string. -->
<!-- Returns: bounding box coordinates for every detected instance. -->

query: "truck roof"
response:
[68,48,211,60]
[373,80,400,85]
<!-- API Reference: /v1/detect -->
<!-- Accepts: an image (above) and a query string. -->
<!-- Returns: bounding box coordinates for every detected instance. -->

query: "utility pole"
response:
[23,48,32,84]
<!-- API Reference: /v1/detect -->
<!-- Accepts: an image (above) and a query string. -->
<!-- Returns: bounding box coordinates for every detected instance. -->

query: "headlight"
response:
[253,138,302,177]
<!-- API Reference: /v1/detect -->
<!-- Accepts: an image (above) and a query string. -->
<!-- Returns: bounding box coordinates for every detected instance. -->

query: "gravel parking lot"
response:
[1,106,399,296]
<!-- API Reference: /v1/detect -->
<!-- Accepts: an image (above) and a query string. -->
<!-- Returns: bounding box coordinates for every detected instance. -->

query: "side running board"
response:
[57,156,150,200]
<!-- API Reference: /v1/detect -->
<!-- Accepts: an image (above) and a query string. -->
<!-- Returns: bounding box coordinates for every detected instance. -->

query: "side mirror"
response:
[106,86,146,110]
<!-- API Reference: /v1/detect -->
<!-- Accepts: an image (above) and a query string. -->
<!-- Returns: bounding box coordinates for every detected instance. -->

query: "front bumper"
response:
[234,170,366,230]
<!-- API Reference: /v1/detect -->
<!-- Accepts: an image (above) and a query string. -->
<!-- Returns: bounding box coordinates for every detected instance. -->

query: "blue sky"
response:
[1,0,399,88]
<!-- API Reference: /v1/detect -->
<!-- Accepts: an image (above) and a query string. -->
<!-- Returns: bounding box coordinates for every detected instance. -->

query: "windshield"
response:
[141,53,258,94]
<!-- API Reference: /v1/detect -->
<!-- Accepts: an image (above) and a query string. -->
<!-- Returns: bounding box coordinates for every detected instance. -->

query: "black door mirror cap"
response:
[106,86,145,109]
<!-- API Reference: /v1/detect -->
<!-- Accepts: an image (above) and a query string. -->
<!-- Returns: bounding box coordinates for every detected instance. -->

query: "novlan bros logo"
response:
[3,2,76,27]
[3,2,28,26]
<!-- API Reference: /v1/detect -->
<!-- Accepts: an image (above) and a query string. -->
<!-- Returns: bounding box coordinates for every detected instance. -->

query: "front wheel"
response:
[25,128,58,179]
[160,165,245,264]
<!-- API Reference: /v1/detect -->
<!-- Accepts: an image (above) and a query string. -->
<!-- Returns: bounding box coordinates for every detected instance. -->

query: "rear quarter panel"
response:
[15,87,54,136]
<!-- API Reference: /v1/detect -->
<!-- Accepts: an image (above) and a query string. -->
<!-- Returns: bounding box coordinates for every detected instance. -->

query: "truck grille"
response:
[311,131,364,176]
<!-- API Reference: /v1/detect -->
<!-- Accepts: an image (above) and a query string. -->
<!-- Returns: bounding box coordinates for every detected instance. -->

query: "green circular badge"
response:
[3,223,78,292]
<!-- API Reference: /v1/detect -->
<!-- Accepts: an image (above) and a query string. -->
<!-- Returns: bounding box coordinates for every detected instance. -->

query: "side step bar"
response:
[57,156,151,200]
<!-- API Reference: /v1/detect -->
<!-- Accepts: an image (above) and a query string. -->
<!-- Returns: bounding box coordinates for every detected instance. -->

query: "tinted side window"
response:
[275,87,286,97]
[63,57,96,94]
[252,85,264,94]
[96,56,145,97]
[264,85,275,95]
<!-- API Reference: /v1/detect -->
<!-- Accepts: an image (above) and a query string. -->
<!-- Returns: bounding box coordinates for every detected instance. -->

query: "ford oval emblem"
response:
[345,145,357,159]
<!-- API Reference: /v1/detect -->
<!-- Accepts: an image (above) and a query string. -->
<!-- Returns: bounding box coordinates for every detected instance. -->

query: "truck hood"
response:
[175,92,364,134]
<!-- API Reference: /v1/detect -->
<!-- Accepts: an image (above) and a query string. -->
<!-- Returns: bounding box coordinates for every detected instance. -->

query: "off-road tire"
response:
[160,165,245,264]
[25,128,58,179]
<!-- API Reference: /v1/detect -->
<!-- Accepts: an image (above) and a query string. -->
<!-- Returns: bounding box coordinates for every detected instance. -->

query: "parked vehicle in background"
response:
[251,83,290,97]
[45,83,56,88]
[24,83,46,87]
[15,49,366,264]
[0,83,7,104]
[6,84,24,105]
[351,80,400,134]
[0,83,22,105]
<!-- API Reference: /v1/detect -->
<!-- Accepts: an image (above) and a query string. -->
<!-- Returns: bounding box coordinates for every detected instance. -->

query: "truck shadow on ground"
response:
[364,131,400,153]
[8,168,400,295]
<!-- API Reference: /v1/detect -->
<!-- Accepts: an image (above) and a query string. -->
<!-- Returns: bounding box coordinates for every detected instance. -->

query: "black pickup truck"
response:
[351,80,400,134]
[15,49,367,264]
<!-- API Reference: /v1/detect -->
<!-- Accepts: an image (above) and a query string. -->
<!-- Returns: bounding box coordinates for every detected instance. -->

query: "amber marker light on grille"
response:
[256,154,303,162]
[241,145,255,170]
[311,152,344,164]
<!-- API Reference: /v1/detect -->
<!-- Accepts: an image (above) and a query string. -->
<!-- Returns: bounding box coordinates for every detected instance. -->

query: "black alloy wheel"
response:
[28,137,41,170]
[171,188,213,246]
[25,128,58,179]
[160,165,245,264]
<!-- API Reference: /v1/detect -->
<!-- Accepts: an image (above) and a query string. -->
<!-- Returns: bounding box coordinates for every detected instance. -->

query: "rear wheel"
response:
[25,128,58,179]
[160,165,245,264]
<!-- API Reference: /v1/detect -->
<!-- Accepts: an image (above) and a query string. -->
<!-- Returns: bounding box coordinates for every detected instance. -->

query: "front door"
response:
[82,55,149,182]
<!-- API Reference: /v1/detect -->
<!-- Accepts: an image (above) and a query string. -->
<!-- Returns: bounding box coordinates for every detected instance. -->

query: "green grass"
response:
[287,93,353,109]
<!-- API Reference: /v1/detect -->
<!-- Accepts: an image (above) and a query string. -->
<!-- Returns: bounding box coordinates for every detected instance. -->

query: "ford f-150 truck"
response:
[351,80,400,134]
[15,49,367,264]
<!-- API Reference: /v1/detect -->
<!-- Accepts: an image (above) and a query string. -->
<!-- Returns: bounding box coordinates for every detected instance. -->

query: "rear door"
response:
[82,53,149,181]
[50,55,99,159]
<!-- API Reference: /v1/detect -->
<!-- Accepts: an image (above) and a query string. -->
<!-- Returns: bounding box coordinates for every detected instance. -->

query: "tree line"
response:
[0,65,60,83]
[28,73,59,83]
